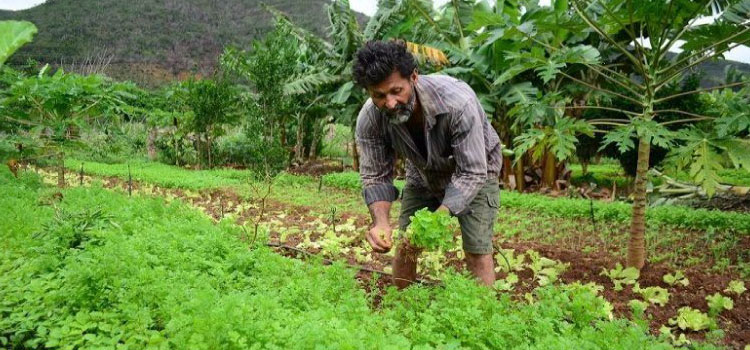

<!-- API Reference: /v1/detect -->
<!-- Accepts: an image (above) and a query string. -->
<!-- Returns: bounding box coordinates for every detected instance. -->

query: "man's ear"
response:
[411,69,418,84]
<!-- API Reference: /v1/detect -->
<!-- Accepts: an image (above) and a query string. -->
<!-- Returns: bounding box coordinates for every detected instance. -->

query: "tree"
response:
[2,68,130,187]
[183,76,241,169]
[569,0,750,269]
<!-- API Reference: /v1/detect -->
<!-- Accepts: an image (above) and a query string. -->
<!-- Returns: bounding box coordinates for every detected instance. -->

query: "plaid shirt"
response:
[355,74,502,215]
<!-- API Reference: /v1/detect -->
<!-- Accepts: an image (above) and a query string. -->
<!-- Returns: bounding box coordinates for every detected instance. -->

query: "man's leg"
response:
[465,252,495,286]
[394,186,439,289]
[458,179,500,286]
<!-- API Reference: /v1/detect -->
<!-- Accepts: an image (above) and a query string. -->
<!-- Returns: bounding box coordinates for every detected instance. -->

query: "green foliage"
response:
[662,270,689,287]
[527,250,569,286]
[670,307,714,332]
[0,20,37,66]
[600,263,639,291]
[633,283,670,307]
[724,280,746,296]
[0,168,700,350]
[319,171,750,233]
[628,299,649,319]
[493,272,519,291]
[404,208,457,251]
[706,293,734,317]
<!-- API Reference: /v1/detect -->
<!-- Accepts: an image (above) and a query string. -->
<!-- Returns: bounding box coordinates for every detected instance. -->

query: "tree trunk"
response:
[352,134,359,171]
[147,127,158,161]
[514,155,525,192]
[309,119,323,161]
[207,132,212,169]
[280,117,287,148]
[628,136,651,269]
[294,114,305,164]
[541,149,558,188]
[57,151,65,188]
[174,135,180,167]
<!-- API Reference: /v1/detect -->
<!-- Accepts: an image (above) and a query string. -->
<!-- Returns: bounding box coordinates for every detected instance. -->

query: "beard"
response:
[380,83,416,125]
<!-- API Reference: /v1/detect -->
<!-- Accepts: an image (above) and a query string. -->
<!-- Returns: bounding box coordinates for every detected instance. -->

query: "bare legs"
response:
[392,242,495,289]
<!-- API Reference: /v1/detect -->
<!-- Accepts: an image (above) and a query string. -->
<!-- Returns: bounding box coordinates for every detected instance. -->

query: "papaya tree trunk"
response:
[57,151,65,188]
[628,136,651,269]
[542,149,558,188]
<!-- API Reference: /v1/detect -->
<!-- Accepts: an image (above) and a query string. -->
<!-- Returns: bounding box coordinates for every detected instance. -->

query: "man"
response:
[353,40,503,288]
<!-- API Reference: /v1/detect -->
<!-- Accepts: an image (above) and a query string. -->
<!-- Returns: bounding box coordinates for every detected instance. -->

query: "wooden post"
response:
[79,162,84,186]
[128,164,133,197]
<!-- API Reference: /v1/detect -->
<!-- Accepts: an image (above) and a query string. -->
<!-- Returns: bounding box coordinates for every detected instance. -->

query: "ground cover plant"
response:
[2,167,722,350]
[20,160,750,348]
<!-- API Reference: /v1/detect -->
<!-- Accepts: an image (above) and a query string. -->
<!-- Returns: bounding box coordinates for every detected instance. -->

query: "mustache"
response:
[382,103,411,116]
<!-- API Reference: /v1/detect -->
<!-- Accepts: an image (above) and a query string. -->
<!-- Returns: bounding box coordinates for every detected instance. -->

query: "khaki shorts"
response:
[398,179,500,255]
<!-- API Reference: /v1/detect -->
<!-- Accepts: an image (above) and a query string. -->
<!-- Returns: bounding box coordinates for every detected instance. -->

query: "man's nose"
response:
[385,96,398,110]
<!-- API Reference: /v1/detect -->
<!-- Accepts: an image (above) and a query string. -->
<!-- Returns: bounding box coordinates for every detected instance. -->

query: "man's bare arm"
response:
[366,201,393,252]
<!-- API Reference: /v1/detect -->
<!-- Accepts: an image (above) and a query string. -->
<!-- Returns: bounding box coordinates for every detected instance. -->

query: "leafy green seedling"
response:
[669,307,713,331]
[629,299,649,319]
[706,293,734,317]
[404,208,456,251]
[659,326,691,347]
[527,250,568,286]
[600,263,639,291]
[633,283,670,307]
[724,280,746,296]
[494,248,526,273]
[663,271,689,287]
[494,273,519,291]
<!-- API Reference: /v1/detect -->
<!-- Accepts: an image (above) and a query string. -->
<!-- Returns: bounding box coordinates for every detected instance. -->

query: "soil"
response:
[287,159,348,177]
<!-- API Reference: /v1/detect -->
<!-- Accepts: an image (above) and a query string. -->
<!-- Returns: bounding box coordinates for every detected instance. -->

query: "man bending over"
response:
[353,40,503,288]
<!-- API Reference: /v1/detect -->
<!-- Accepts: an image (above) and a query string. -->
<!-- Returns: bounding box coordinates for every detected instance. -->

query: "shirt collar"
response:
[414,76,449,129]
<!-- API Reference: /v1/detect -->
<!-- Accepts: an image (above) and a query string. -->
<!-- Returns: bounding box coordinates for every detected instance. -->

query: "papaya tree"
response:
[569,0,750,269]
[2,69,131,187]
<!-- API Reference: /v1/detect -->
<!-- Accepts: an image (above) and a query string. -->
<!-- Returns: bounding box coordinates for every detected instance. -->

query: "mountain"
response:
[0,0,367,86]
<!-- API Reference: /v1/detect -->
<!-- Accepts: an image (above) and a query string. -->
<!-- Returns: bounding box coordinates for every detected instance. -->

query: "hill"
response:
[0,0,367,86]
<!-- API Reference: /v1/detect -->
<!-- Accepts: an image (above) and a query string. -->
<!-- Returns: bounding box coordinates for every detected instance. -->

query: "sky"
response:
[2,0,747,63]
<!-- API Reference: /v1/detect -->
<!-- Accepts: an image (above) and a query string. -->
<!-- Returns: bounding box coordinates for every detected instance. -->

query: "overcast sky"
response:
[2,0,747,62]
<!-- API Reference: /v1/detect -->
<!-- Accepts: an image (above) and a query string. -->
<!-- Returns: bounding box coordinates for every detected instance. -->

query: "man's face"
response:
[367,70,418,124]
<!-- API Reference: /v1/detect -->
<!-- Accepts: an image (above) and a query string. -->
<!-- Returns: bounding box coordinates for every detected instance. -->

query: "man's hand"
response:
[366,224,393,253]
[436,205,450,214]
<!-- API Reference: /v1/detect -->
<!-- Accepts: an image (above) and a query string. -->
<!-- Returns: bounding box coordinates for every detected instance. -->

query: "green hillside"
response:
[0,0,365,85]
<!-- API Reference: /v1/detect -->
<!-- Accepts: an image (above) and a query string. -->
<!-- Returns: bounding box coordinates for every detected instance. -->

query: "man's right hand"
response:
[366,224,392,253]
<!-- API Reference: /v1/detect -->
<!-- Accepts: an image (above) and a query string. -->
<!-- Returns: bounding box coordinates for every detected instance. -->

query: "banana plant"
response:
[569,0,750,269]
[0,20,37,67]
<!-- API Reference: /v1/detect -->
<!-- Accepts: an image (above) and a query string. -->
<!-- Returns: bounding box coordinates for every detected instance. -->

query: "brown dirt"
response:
[287,159,347,177]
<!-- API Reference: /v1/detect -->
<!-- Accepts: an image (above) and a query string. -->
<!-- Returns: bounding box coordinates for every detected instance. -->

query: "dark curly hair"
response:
[352,40,417,88]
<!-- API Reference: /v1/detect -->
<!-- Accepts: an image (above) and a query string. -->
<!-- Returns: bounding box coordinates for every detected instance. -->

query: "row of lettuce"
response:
[1,167,718,349]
